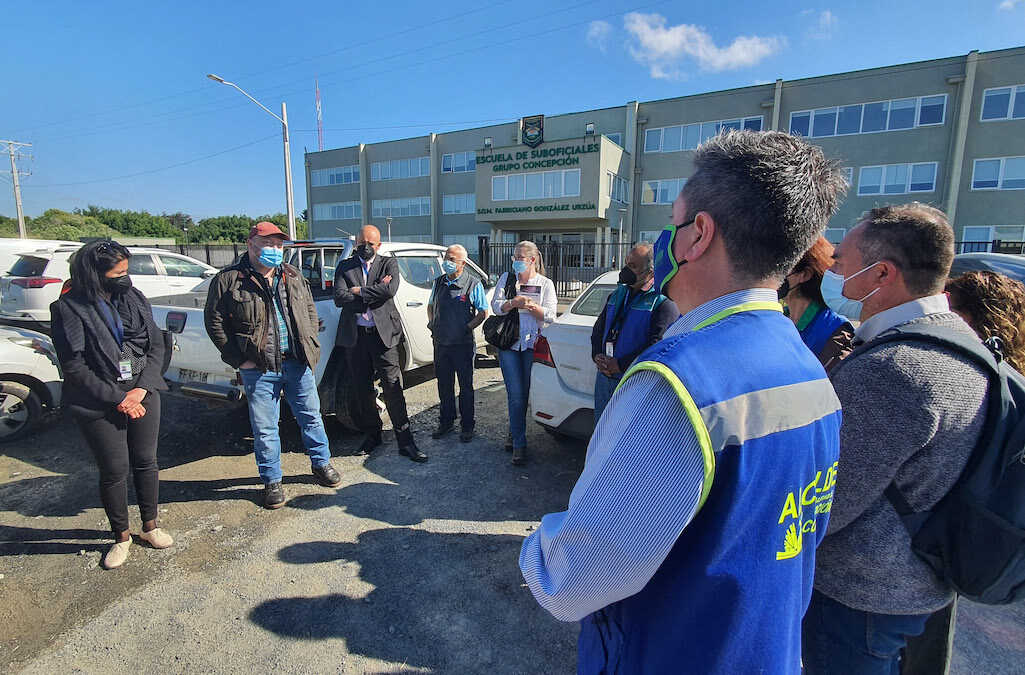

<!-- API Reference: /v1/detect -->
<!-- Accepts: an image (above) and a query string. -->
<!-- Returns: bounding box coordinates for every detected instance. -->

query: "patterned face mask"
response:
[652,219,694,293]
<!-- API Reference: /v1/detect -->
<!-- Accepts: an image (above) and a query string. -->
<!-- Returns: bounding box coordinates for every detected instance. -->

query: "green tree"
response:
[192,214,255,243]
[76,206,181,239]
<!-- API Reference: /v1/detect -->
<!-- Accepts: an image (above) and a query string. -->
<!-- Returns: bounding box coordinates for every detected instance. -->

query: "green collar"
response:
[795,301,824,331]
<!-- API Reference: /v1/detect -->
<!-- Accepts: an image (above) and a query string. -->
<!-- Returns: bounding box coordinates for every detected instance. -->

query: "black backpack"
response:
[859,324,1025,604]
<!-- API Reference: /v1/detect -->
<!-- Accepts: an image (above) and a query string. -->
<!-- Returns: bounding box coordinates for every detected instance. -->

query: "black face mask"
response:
[618,266,637,286]
[103,275,132,295]
[777,277,791,300]
[356,243,375,261]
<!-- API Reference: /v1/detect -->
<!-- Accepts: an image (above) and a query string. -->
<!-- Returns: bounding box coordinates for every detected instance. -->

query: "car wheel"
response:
[0,381,43,442]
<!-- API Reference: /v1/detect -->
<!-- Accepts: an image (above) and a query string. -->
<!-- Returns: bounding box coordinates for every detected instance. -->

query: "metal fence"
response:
[479,240,631,299]
[152,243,244,268]
[955,240,1025,254]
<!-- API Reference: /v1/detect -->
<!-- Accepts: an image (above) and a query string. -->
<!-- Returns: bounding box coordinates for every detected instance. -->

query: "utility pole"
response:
[1,140,32,238]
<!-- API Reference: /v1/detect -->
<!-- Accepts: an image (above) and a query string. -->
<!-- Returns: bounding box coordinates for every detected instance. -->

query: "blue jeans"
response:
[498,348,533,449]
[240,359,332,484]
[802,590,932,675]
[593,371,621,423]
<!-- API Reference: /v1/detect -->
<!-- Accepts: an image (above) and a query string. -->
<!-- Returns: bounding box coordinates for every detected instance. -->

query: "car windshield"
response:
[571,284,616,317]
[986,259,1025,282]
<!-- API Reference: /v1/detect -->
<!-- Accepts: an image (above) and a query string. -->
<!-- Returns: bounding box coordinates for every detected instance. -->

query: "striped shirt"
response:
[518,288,779,622]
[272,271,291,355]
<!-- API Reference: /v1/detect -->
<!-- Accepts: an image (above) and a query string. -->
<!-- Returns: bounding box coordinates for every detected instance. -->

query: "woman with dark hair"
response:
[780,236,855,372]
[946,270,1025,373]
[50,240,172,569]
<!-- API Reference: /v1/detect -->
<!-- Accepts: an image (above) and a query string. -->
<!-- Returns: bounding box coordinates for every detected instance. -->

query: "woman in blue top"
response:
[780,236,854,372]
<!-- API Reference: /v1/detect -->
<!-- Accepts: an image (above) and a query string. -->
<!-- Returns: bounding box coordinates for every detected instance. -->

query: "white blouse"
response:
[490,272,558,351]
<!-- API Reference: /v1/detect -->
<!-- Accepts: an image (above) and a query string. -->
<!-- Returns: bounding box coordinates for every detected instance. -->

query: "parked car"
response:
[0,325,62,441]
[0,238,79,276]
[529,270,619,440]
[949,252,1025,282]
[150,239,495,430]
[0,245,216,329]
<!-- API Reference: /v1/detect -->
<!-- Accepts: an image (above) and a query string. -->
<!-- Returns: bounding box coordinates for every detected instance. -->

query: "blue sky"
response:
[1,0,1022,220]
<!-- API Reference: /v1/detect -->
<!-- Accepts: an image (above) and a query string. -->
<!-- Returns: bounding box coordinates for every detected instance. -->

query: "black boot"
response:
[398,429,428,463]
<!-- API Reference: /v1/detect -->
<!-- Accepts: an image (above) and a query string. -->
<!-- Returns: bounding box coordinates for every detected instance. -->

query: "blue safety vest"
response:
[798,303,849,358]
[579,302,842,675]
[600,285,667,363]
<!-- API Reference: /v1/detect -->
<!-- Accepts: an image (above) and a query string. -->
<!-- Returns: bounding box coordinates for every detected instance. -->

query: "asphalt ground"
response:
[1,356,1023,673]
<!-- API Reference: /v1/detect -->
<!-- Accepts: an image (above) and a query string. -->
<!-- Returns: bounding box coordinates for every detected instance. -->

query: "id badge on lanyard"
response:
[605,328,620,358]
[118,360,133,382]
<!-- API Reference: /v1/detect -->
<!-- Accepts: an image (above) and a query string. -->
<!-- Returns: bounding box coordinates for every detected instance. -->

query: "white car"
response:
[0,238,80,277]
[529,270,619,439]
[0,325,62,441]
[149,239,496,431]
[0,245,216,327]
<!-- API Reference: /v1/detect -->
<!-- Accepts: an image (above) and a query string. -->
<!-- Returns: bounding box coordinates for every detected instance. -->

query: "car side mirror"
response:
[202,269,216,278]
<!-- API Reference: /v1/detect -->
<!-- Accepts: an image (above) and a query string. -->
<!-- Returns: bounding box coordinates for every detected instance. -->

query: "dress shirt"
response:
[854,294,950,344]
[519,288,778,621]
[356,256,376,327]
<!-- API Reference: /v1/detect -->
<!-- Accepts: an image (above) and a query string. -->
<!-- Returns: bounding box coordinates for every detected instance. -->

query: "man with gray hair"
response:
[427,244,488,442]
[590,242,678,421]
[802,204,988,674]
[520,130,847,673]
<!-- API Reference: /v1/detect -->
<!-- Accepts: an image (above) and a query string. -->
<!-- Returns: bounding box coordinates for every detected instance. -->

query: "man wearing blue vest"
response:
[591,242,678,421]
[519,130,848,674]
[427,244,489,443]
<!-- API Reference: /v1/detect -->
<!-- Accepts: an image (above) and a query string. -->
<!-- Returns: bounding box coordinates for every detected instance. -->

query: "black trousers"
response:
[346,327,411,441]
[435,342,475,431]
[74,393,161,535]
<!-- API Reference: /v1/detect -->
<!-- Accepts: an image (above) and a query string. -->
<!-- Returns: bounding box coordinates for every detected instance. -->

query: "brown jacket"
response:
[204,253,320,372]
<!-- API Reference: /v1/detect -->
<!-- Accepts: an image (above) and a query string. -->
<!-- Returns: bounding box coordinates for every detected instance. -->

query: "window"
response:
[159,255,208,278]
[492,176,506,201]
[312,201,361,221]
[441,150,476,173]
[644,117,764,152]
[563,169,581,197]
[585,122,595,135]
[442,193,475,214]
[981,85,1025,121]
[857,163,937,196]
[525,172,543,199]
[395,256,443,290]
[824,228,846,244]
[972,157,1025,190]
[570,284,617,318]
[371,196,431,217]
[607,172,630,203]
[128,254,158,275]
[641,178,686,205]
[607,133,623,146]
[791,94,946,137]
[370,156,430,181]
[492,169,579,200]
[508,174,525,200]
[299,249,322,287]
[311,164,360,187]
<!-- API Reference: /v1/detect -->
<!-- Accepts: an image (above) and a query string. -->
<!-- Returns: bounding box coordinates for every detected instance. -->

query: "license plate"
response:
[177,368,209,384]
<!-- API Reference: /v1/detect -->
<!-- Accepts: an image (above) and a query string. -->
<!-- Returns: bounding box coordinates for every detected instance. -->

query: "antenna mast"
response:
[315,80,324,151]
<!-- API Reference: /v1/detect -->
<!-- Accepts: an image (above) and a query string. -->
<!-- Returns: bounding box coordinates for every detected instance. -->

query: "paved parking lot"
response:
[1,357,1023,673]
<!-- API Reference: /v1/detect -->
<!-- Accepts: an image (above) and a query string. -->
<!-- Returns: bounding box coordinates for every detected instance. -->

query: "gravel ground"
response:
[2,356,1023,673]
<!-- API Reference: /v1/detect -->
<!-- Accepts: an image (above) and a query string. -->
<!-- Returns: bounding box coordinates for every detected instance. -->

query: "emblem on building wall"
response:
[521,115,544,148]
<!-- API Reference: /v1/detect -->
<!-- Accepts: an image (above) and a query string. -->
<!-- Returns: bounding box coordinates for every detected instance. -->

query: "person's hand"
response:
[117,388,147,414]
[604,358,622,376]
[381,275,392,284]
[510,295,529,309]
[351,286,362,296]
[238,360,258,370]
[125,404,146,420]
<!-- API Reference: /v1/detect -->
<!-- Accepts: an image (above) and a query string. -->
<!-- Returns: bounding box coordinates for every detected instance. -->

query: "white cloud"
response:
[806,10,839,40]
[999,0,1023,9]
[587,20,613,53]
[623,12,785,80]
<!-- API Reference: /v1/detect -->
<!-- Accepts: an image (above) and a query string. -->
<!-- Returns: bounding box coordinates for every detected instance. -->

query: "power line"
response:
[26,133,279,187]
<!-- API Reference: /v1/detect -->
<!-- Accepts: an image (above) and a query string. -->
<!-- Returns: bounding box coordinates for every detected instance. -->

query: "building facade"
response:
[306,46,1025,255]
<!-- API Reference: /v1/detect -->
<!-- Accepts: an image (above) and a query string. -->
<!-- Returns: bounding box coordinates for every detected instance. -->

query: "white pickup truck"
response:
[149,239,495,429]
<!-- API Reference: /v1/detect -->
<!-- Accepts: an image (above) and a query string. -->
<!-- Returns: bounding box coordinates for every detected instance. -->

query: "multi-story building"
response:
[306,46,1025,256]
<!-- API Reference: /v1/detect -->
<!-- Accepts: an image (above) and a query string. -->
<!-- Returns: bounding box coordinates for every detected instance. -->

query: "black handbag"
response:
[483,273,519,350]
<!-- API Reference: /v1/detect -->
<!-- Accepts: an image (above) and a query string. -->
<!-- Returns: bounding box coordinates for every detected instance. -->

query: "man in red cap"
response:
[205,221,342,509]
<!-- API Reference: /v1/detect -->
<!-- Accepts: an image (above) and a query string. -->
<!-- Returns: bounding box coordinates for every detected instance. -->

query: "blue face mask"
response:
[820,263,880,321]
[653,219,693,294]
[512,260,529,275]
[258,246,284,268]
[442,260,459,275]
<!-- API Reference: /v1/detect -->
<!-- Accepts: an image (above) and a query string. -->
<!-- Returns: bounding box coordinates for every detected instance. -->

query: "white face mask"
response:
[819,263,880,320]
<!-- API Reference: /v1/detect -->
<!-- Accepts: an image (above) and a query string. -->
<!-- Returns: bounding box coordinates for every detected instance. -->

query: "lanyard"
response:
[96,299,125,347]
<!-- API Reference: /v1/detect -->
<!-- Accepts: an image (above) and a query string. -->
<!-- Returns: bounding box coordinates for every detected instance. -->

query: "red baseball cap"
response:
[249,221,287,239]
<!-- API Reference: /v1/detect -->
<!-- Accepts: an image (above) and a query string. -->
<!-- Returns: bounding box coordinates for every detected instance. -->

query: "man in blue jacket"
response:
[519,130,848,674]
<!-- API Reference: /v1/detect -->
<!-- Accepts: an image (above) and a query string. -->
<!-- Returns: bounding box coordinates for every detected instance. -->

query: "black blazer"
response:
[333,254,403,349]
[50,288,168,412]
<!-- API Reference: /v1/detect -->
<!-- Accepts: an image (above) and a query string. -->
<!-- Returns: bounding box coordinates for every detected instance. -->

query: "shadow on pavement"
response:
[250,528,576,673]
[0,525,107,557]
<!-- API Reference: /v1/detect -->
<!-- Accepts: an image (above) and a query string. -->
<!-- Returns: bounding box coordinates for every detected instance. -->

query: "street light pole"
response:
[385,216,393,243]
[207,74,297,240]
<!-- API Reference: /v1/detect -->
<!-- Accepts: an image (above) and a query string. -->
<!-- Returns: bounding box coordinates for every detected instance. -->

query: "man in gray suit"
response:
[334,225,425,462]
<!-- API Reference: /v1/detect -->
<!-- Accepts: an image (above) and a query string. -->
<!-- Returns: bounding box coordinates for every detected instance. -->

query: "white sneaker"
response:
[138,528,174,549]
[103,540,132,569]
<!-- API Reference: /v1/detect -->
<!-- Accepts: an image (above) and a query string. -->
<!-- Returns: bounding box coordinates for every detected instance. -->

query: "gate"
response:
[479,238,630,299]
